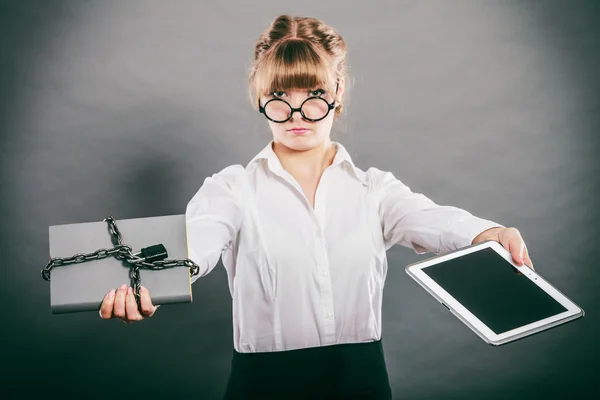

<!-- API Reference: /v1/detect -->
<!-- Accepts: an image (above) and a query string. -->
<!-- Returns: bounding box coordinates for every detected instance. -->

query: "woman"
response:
[100,15,534,399]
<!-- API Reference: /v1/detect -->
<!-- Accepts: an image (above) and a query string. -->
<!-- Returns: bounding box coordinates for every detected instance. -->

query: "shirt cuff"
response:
[450,218,505,251]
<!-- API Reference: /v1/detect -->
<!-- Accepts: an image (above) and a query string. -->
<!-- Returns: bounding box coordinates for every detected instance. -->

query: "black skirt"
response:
[223,338,393,399]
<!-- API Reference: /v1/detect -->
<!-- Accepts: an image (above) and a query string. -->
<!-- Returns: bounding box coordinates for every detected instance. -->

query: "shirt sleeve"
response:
[186,164,245,284]
[374,168,504,255]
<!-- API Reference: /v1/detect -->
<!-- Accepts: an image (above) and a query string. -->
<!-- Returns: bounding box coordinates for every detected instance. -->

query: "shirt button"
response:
[320,270,328,277]
[326,311,333,318]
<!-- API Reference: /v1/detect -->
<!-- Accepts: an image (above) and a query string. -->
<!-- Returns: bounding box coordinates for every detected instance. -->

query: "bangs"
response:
[253,39,337,100]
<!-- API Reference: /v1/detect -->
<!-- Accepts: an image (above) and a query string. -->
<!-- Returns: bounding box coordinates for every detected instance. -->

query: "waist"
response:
[232,338,383,362]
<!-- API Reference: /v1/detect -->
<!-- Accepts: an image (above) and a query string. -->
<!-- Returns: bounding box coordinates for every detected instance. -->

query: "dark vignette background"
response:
[1,1,598,399]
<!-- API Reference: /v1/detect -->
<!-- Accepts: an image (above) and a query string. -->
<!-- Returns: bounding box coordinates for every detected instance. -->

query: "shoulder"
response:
[214,164,247,178]
[207,164,248,190]
[360,166,403,191]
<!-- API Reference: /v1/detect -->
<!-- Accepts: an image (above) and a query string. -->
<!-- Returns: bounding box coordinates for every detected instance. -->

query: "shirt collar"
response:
[246,140,367,186]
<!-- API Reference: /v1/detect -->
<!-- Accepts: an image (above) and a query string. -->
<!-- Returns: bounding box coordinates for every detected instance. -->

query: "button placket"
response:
[310,169,336,343]
[316,245,335,343]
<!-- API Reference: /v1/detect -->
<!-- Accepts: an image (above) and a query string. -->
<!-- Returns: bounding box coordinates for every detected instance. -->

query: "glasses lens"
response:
[264,100,291,122]
[302,98,329,121]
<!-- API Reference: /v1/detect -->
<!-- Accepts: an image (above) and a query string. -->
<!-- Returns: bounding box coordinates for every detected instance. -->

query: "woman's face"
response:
[260,82,343,152]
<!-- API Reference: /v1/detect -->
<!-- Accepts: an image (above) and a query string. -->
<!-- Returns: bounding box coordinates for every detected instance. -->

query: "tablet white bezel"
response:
[405,240,584,345]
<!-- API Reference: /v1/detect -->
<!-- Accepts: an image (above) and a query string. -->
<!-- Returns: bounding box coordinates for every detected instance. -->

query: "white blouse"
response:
[185,141,503,353]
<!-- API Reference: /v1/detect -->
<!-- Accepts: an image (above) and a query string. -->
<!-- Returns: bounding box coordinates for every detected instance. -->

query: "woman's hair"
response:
[248,15,350,119]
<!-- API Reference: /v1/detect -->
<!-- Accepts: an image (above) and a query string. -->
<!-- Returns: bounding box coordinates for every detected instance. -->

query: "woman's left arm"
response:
[375,169,534,270]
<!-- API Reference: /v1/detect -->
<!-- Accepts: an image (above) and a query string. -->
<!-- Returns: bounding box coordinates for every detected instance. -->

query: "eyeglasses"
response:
[258,83,339,123]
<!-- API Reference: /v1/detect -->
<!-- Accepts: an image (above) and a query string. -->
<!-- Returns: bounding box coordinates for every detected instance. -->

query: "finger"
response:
[113,283,128,321]
[501,230,522,265]
[501,233,518,275]
[499,228,512,253]
[139,286,157,317]
[125,286,144,322]
[99,289,116,319]
[506,232,525,265]
[522,246,535,271]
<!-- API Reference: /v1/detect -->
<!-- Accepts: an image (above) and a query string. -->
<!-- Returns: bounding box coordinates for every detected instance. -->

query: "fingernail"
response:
[108,289,115,298]
[127,287,132,294]
[120,284,127,290]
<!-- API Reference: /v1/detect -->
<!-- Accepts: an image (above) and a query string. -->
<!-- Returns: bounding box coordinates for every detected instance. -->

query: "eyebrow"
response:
[267,88,324,95]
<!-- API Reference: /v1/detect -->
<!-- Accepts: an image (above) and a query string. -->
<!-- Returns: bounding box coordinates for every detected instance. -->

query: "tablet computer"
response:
[405,240,584,346]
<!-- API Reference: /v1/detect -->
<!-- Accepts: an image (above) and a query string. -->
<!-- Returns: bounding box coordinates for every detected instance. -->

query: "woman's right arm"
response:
[100,164,245,322]
[185,164,245,283]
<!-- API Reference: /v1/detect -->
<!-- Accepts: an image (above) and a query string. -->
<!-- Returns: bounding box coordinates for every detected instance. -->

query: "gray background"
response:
[1,0,598,398]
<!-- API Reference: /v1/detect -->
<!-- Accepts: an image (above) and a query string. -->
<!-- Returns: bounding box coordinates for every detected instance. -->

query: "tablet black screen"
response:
[423,247,567,334]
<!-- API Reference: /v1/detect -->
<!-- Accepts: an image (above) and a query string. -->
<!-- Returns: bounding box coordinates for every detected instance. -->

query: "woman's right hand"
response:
[99,284,158,323]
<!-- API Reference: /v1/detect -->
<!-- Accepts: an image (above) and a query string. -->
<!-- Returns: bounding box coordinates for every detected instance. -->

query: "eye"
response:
[310,88,325,97]
[270,90,286,98]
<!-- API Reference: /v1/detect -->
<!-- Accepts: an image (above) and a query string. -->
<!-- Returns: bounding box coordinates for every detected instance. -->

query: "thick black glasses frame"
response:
[258,82,339,123]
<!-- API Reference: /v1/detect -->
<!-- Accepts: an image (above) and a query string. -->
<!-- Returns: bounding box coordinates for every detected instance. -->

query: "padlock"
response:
[134,244,168,262]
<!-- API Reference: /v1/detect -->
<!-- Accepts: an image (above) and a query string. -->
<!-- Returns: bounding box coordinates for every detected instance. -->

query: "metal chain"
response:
[41,215,200,310]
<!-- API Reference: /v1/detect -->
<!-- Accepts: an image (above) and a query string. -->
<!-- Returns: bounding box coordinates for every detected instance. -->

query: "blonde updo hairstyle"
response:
[249,15,350,120]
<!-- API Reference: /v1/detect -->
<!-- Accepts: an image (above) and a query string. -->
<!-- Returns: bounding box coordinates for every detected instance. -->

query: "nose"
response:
[288,104,310,122]
[288,107,303,119]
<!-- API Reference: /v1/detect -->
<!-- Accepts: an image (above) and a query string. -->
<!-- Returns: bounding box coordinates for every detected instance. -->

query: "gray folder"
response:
[48,214,192,314]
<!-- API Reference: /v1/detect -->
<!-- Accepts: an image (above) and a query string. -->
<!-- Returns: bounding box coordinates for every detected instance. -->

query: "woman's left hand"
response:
[472,227,534,271]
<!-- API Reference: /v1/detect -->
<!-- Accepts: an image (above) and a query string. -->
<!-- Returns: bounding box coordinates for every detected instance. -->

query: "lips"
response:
[288,127,309,134]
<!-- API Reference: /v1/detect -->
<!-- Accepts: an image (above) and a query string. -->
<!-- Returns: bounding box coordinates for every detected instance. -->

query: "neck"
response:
[273,139,337,179]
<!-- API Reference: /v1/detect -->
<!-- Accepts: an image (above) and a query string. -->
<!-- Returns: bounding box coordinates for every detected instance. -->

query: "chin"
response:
[281,135,329,151]
[282,140,313,151]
